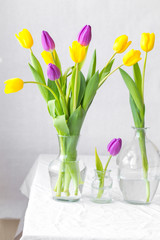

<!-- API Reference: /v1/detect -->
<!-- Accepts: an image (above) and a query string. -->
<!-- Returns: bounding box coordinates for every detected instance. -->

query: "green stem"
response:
[98,64,124,88]
[97,155,112,199]
[104,52,116,69]
[24,81,61,115]
[55,80,69,119]
[54,136,80,197]
[73,63,79,111]
[138,130,150,202]
[142,52,147,103]
[97,177,105,199]
[104,155,112,173]
[66,81,72,105]
[24,81,58,101]
[66,71,72,78]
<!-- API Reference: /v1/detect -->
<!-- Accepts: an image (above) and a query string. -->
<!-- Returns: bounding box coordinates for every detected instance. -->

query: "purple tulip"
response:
[41,31,55,51]
[107,138,122,156]
[77,25,92,46]
[47,63,61,81]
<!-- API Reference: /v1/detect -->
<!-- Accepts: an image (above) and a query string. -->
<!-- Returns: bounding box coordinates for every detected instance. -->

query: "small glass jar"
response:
[91,169,113,203]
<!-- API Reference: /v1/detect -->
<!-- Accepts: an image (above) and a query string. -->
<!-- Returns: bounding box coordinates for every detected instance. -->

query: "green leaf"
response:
[47,79,59,101]
[30,52,46,84]
[47,100,56,118]
[77,72,86,106]
[29,63,48,102]
[133,63,142,97]
[53,115,70,135]
[68,105,86,135]
[119,68,144,119]
[99,59,115,83]
[95,148,103,172]
[86,49,96,83]
[82,71,99,111]
[129,95,142,127]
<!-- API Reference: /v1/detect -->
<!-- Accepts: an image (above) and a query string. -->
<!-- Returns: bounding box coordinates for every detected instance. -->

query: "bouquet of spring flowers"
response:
[4,26,141,200]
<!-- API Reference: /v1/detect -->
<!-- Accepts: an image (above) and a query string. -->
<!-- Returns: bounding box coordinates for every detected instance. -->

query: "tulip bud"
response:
[41,31,55,51]
[113,35,132,53]
[4,78,24,94]
[41,51,54,65]
[69,41,87,63]
[77,25,92,46]
[15,29,33,49]
[123,49,142,66]
[140,33,155,52]
[107,138,122,156]
[47,63,61,81]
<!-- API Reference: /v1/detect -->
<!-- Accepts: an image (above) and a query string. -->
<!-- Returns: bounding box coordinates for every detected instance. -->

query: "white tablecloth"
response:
[20,155,160,240]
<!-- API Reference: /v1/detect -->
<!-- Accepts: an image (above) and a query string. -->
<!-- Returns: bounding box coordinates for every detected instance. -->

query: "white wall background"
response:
[1,0,160,216]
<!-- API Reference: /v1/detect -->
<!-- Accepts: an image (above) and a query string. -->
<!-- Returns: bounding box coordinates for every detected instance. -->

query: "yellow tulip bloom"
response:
[113,35,132,53]
[41,50,55,65]
[123,49,142,66]
[15,29,33,49]
[69,41,87,63]
[4,78,24,94]
[140,33,155,52]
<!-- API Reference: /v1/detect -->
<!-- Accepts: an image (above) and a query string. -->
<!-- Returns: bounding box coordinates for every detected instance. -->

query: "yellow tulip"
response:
[41,50,55,65]
[4,78,24,94]
[69,41,87,63]
[15,29,33,49]
[140,33,155,52]
[113,35,132,53]
[123,49,142,66]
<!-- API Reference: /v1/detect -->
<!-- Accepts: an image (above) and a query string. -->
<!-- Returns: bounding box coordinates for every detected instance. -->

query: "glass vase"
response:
[117,127,160,204]
[48,135,86,201]
[91,169,113,203]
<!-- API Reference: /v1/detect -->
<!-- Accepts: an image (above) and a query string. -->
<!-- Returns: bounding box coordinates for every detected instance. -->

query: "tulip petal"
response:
[15,29,33,49]
[113,35,131,53]
[140,33,155,52]
[41,51,54,65]
[107,138,122,156]
[148,33,155,52]
[123,49,141,66]
[69,41,87,63]
[4,78,24,94]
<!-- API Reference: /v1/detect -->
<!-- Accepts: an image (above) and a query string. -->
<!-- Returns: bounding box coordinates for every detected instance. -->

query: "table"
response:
[20,155,160,240]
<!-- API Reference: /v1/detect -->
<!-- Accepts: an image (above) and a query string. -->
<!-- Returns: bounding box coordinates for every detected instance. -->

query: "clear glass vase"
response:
[48,135,86,201]
[91,169,113,203]
[117,128,160,204]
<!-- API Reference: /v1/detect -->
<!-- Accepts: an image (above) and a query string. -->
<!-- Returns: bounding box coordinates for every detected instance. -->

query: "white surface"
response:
[21,154,160,240]
[1,0,160,217]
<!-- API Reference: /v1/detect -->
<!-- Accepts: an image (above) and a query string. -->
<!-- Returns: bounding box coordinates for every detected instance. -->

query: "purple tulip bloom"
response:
[77,25,92,46]
[41,31,55,51]
[107,138,122,156]
[47,63,61,81]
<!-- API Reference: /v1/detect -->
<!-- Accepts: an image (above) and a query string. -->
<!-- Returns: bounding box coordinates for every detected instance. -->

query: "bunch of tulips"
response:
[119,33,155,202]
[4,25,146,197]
